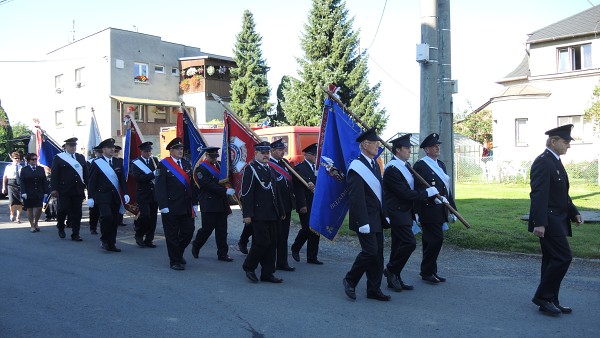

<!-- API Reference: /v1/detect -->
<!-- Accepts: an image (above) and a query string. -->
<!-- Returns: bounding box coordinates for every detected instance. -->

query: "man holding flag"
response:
[130,141,159,248]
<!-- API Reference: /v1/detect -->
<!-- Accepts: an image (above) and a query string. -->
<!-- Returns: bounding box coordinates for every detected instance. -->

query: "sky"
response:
[0,0,595,139]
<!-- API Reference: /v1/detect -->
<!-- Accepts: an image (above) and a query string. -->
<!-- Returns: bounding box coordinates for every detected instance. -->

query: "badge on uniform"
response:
[74,164,80,168]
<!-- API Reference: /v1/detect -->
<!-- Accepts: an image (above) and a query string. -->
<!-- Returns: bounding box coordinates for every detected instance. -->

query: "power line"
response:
[368,55,418,97]
[366,0,387,50]
[0,0,15,5]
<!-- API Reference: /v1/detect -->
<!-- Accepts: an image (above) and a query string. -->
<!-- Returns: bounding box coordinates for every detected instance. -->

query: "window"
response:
[134,62,148,78]
[55,110,64,128]
[155,65,165,73]
[171,67,179,76]
[75,67,84,86]
[557,44,592,72]
[75,106,86,126]
[515,118,528,147]
[55,74,63,89]
[125,104,144,122]
[557,115,593,143]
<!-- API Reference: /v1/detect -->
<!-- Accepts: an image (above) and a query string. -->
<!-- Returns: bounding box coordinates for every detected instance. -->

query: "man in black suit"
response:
[269,139,296,272]
[383,134,439,292]
[241,141,285,284]
[50,137,88,241]
[191,147,235,262]
[342,128,390,301]
[130,142,159,248]
[529,124,583,315]
[87,138,129,252]
[413,133,457,284]
[87,146,103,235]
[155,138,196,270]
[291,143,322,265]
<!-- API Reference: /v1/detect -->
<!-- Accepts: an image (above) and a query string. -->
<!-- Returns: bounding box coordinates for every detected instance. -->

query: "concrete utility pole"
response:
[419,0,455,192]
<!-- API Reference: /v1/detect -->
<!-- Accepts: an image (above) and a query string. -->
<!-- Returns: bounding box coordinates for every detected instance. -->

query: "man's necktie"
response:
[109,159,112,167]
[177,160,182,168]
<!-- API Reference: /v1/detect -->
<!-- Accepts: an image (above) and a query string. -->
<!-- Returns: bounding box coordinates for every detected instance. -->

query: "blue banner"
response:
[39,133,62,167]
[181,107,207,173]
[309,98,362,240]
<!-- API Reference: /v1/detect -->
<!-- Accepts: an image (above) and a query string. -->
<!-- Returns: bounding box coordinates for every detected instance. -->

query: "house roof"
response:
[499,54,529,83]
[527,5,600,43]
[492,84,551,99]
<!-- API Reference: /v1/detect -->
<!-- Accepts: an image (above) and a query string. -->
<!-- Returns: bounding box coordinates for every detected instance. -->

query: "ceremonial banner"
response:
[122,115,144,215]
[86,114,102,160]
[177,106,208,183]
[309,98,362,240]
[35,127,62,168]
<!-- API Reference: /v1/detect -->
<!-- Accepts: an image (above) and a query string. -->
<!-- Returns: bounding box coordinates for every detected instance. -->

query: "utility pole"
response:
[419,0,454,192]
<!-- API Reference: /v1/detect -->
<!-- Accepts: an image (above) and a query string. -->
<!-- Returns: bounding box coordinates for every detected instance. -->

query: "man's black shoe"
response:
[276,265,295,272]
[170,264,185,271]
[191,243,200,258]
[181,258,187,265]
[399,280,414,290]
[218,255,233,262]
[107,245,121,252]
[384,268,402,292]
[238,241,248,254]
[58,228,66,239]
[144,242,156,248]
[307,258,324,265]
[433,273,446,282]
[421,275,440,284]
[532,297,561,315]
[291,250,300,262]
[367,290,391,301]
[553,302,572,314]
[71,235,83,242]
[343,278,356,300]
[135,236,146,248]
[245,271,259,283]
[260,275,283,283]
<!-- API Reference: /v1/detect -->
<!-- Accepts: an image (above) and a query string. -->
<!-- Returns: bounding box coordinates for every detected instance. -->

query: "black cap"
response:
[254,141,271,151]
[98,138,116,149]
[270,139,286,149]
[64,137,78,145]
[166,137,184,150]
[390,134,412,149]
[114,145,122,151]
[420,133,442,148]
[139,141,153,151]
[93,145,103,152]
[202,146,220,157]
[302,143,317,155]
[545,124,574,141]
[356,127,379,142]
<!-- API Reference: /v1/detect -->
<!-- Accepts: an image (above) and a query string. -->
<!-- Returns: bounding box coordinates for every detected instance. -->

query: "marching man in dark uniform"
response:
[529,124,583,315]
[50,137,88,241]
[241,141,285,284]
[342,128,390,301]
[155,138,196,271]
[413,133,457,284]
[191,147,236,262]
[130,142,159,248]
[87,146,103,235]
[291,143,323,265]
[383,134,439,292]
[269,139,296,272]
[87,138,129,252]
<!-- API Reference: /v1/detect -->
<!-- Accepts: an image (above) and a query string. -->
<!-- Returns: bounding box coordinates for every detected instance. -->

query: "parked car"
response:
[0,161,10,199]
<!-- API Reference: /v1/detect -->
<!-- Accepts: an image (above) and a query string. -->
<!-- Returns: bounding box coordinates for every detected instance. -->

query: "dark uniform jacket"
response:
[413,157,456,224]
[528,149,579,237]
[19,166,48,200]
[194,161,231,214]
[130,156,158,205]
[50,152,88,196]
[347,154,388,232]
[383,159,428,226]
[240,160,283,221]
[293,160,317,212]
[87,157,128,205]
[270,158,295,213]
[155,157,195,216]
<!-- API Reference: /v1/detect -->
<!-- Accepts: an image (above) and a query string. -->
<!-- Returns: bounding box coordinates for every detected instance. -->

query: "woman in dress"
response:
[19,153,48,232]
[2,152,23,223]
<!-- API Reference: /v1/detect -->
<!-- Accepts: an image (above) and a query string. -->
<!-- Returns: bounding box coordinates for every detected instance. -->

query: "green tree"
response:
[229,10,272,123]
[584,81,600,134]
[0,103,15,161]
[454,109,493,145]
[282,0,387,130]
[272,76,291,126]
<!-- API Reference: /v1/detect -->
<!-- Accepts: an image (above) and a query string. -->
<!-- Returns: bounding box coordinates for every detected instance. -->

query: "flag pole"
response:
[321,86,470,229]
[211,93,311,190]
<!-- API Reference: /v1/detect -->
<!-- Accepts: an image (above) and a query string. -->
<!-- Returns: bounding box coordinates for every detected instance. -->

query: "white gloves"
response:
[124,195,130,204]
[426,187,439,197]
[226,188,236,196]
[87,199,95,208]
[160,207,170,213]
[415,214,420,224]
[434,196,449,204]
[21,193,27,200]
[153,169,159,176]
[358,224,370,234]
[385,217,390,224]
[449,214,457,223]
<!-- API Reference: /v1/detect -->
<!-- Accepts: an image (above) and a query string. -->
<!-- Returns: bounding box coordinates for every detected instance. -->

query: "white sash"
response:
[385,158,414,189]
[347,159,382,206]
[57,152,83,181]
[95,158,125,214]
[133,159,151,174]
[422,156,450,193]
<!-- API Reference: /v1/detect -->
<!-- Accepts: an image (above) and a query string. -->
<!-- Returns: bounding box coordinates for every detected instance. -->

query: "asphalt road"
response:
[1,199,599,337]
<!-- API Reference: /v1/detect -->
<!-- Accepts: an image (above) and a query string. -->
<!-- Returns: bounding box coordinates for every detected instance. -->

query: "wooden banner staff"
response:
[321,86,471,229]
[211,93,312,191]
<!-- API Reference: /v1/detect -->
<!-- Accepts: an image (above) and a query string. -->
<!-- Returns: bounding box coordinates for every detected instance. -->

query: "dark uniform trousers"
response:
[420,222,444,276]
[536,235,572,301]
[57,194,84,235]
[89,206,99,231]
[387,223,417,275]
[135,201,158,243]
[345,232,384,293]
[291,205,320,260]
[243,220,278,277]
[193,212,228,257]
[162,213,195,265]
[276,212,292,267]
[99,202,121,245]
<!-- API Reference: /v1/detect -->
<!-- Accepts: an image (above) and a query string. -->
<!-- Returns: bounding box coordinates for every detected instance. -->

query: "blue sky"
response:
[0,0,594,138]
